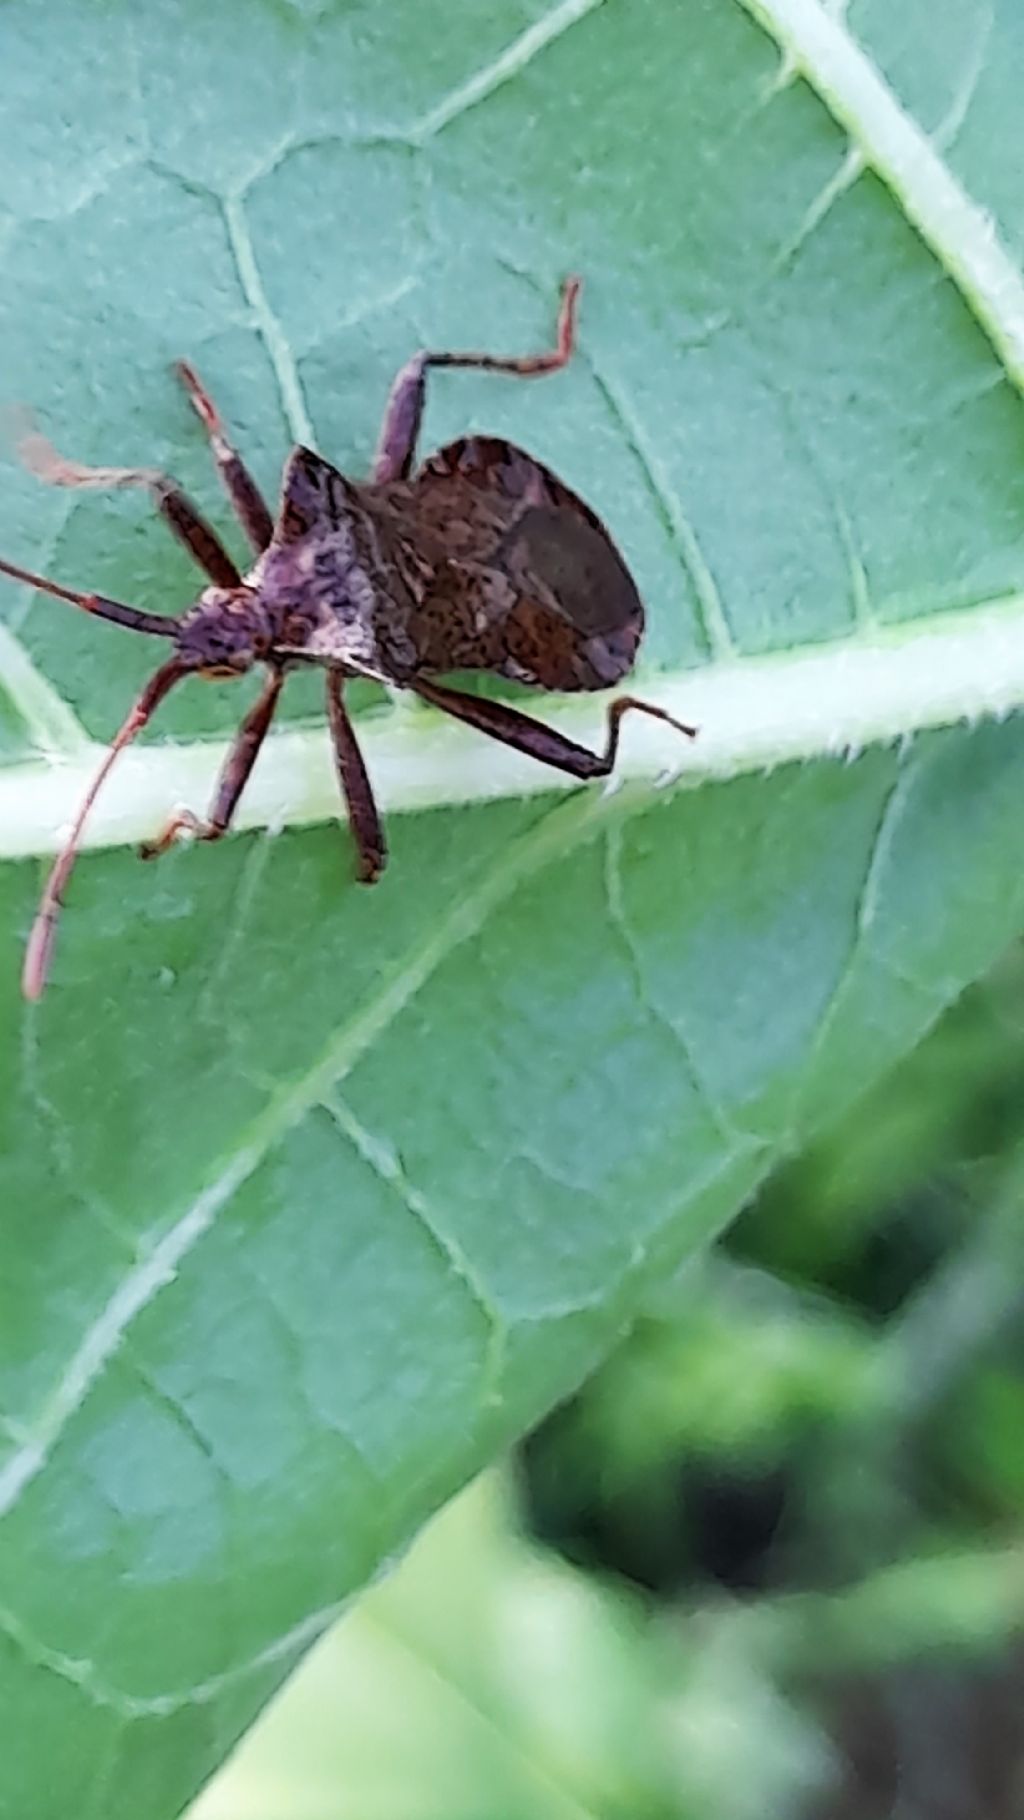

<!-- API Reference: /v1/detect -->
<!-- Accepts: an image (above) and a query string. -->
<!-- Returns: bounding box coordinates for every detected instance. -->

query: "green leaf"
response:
[2,1,1024,1815]
[191,1473,831,1820]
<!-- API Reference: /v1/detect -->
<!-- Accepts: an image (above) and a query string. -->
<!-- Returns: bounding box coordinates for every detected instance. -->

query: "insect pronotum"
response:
[1,279,695,998]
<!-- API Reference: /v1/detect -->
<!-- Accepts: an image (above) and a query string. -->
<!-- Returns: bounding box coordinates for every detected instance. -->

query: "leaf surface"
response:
[2,1,1024,1814]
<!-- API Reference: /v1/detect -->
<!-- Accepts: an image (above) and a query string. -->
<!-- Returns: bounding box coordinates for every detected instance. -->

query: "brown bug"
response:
[1,278,694,998]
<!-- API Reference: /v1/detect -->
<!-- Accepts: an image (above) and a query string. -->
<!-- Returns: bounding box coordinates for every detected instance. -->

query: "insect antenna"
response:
[23,659,191,1000]
[0,555,178,637]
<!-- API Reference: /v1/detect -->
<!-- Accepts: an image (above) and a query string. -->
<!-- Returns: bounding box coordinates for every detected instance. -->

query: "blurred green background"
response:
[193,935,1024,1819]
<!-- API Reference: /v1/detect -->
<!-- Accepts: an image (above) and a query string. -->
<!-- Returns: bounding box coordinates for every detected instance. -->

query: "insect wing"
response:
[412,437,644,690]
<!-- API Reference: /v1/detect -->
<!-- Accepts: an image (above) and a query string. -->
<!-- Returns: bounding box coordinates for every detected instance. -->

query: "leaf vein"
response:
[788,751,914,1138]
[220,192,316,447]
[0,620,91,757]
[602,825,746,1147]
[0,791,603,1517]
[319,1091,509,1403]
[738,0,1024,392]
[408,0,607,144]
[587,356,736,659]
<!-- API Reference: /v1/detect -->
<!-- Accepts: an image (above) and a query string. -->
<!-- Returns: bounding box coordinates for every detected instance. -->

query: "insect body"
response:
[1,279,694,998]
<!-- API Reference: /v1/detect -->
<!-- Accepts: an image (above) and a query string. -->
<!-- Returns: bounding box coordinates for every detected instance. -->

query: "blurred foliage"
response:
[197,936,1024,1819]
[523,943,1024,1601]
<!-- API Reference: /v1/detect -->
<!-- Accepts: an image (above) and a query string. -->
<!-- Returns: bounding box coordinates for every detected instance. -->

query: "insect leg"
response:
[412,678,696,779]
[372,276,581,482]
[140,669,284,858]
[17,422,242,588]
[326,672,387,882]
[175,362,275,554]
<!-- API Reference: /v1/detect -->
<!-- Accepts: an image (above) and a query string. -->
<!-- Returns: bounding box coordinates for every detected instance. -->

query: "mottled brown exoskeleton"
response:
[1,279,694,998]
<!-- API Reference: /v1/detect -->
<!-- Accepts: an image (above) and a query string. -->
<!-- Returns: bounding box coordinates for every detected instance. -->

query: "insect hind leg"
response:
[372,276,580,484]
[412,678,695,781]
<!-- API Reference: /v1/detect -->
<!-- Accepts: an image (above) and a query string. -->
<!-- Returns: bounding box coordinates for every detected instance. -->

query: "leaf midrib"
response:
[2,592,1024,859]
[741,0,1024,388]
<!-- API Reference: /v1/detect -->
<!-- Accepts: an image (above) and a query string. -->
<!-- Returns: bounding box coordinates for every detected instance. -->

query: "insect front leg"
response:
[175,362,275,554]
[326,672,387,882]
[412,678,695,780]
[17,423,243,588]
[371,276,581,483]
[140,669,284,858]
